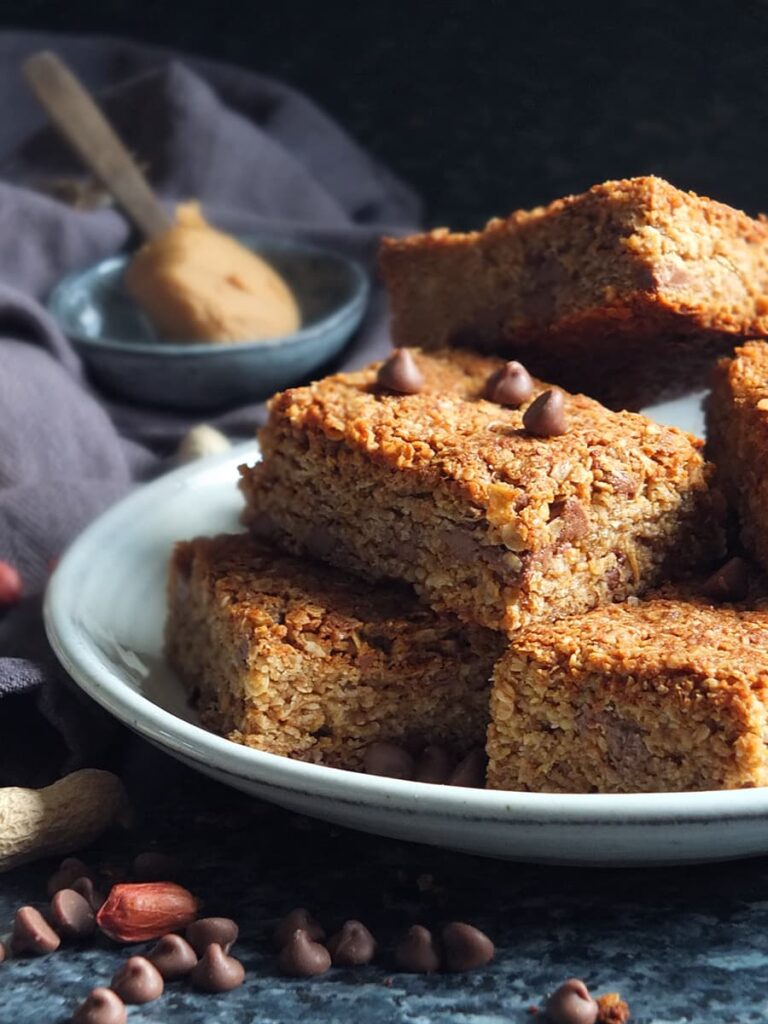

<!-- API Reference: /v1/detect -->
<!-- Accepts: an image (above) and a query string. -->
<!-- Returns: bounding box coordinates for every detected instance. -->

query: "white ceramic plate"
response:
[44,392,768,866]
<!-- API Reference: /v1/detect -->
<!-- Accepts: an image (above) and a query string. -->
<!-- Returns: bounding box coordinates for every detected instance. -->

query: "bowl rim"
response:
[47,236,370,359]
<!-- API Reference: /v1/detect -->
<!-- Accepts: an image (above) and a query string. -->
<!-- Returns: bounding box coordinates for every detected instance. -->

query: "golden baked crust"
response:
[487,596,768,793]
[165,533,501,769]
[708,341,768,572]
[380,177,768,408]
[240,348,724,632]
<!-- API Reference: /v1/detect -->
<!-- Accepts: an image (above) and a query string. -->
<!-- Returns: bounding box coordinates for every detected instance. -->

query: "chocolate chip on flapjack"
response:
[326,920,377,966]
[523,388,568,436]
[110,956,164,1004]
[147,933,198,980]
[544,978,599,1024]
[441,922,494,971]
[71,988,127,1024]
[485,361,534,407]
[50,889,96,939]
[189,943,246,992]
[376,349,424,394]
[363,741,415,780]
[394,925,441,973]
[277,928,331,977]
[186,917,239,955]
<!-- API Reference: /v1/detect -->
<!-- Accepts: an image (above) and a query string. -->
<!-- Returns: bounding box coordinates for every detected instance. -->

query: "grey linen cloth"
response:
[0,32,420,786]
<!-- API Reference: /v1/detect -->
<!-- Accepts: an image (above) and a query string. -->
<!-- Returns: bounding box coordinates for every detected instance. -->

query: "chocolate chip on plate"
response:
[186,916,239,955]
[544,978,599,1024]
[394,924,442,973]
[326,920,377,967]
[147,933,198,980]
[274,907,326,948]
[70,877,104,912]
[11,906,61,955]
[132,851,180,882]
[189,942,246,992]
[413,745,454,785]
[110,956,164,1004]
[447,747,487,788]
[441,922,494,971]
[523,388,568,436]
[277,928,332,977]
[47,857,93,897]
[376,348,424,395]
[485,361,534,407]
[701,556,750,602]
[50,889,96,939]
[0,939,6,963]
[71,987,127,1024]
[363,741,416,780]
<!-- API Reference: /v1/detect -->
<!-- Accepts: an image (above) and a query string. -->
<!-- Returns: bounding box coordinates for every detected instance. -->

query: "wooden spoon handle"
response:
[22,50,171,240]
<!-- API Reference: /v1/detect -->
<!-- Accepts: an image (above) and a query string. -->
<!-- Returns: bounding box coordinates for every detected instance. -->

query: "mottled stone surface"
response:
[1,739,768,1022]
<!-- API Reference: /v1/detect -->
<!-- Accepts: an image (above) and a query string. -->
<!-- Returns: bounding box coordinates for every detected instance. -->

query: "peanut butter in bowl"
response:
[124,202,301,344]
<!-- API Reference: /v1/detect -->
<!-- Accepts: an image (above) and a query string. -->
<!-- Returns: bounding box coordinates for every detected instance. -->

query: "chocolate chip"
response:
[189,942,246,992]
[110,956,164,1004]
[394,924,442,973]
[0,940,6,963]
[544,978,599,1024]
[186,916,239,955]
[447,748,487,788]
[50,889,96,939]
[326,920,377,966]
[441,922,494,971]
[47,857,93,897]
[485,361,534,407]
[701,556,750,602]
[71,877,104,912]
[147,933,198,980]
[548,498,589,544]
[376,348,424,395]
[132,851,179,882]
[11,906,61,955]
[363,741,415,780]
[274,907,326,948]
[277,928,332,977]
[414,745,454,784]
[71,988,127,1024]
[523,389,568,436]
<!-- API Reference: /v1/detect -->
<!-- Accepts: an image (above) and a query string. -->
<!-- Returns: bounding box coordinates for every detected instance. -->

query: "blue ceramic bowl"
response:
[48,237,369,411]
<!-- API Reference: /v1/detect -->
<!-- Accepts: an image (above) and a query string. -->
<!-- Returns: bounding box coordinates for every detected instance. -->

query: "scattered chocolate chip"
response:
[394,925,442,973]
[413,745,454,784]
[189,942,245,992]
[131,851,180,882]
[47,857,93,897]
[485,361,534,407]
[447,748,487,788]
[274,907,326,948]
[147,933,199,980]
[545,978,599,1024]
[376,348,424,395]
[701,556,750,602]
[71,877,104,912]
[441,922,494,971]
[71,987,127,1024]
[0,940,6,963]
[363,741,415,780]
[277,928,332,978]
[523,388,568,437]
[110,956,164,1004]
[0,560,22,606]
[326,920,377,966]
[11,906,61,955]
[186,916,239,955]
[50,889,96,939]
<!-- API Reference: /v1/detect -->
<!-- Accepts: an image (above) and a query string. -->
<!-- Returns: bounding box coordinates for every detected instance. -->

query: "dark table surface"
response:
[1,738,767,1023]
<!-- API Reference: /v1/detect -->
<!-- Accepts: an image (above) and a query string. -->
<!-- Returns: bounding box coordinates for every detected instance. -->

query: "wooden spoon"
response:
[22,50,171,240]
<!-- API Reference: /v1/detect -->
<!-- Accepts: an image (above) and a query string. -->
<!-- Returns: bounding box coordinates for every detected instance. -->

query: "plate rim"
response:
[43,439,768,829]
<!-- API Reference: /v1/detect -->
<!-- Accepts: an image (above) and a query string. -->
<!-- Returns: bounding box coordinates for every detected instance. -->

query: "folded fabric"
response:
[0,31,420,785]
